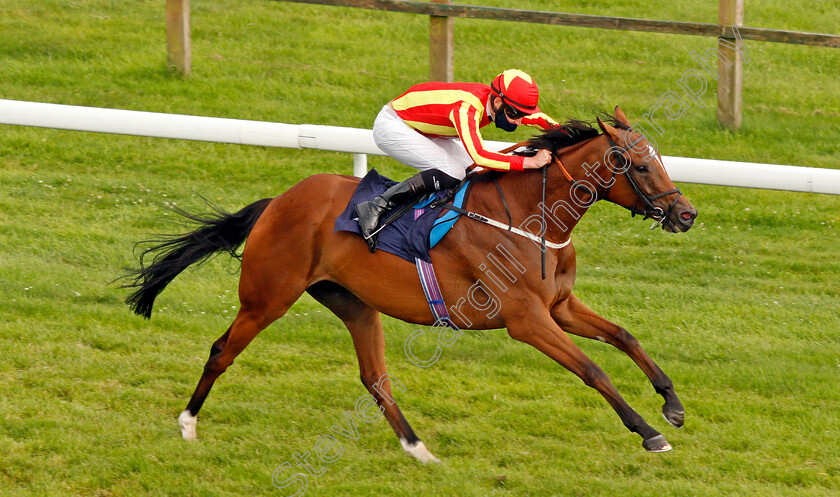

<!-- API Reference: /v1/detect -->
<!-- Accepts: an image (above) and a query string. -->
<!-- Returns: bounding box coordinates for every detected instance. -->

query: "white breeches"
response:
[372,105,473,180]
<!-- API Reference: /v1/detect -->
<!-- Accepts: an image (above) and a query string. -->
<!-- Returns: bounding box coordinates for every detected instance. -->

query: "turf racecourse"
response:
[1,1,839,496]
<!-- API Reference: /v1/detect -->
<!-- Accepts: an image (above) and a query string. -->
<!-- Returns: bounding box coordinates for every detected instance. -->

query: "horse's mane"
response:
[524,113,630,154]
[471,113,629,183]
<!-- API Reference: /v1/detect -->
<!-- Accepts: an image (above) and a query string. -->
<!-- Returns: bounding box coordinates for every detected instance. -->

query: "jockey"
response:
[356,69,557,252]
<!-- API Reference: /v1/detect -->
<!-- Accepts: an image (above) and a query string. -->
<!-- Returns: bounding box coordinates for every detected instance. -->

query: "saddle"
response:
[334,169,472,263]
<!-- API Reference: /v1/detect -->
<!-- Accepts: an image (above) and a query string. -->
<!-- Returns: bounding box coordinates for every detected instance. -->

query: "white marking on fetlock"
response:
[179,410,198,440]
[400,439,440,463]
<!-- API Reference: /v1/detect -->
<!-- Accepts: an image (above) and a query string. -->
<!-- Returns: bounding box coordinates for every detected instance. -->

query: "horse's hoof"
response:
[662,408,685,429]
[642,434,672,452]
[401,439,441,464]
[179,410,198,441]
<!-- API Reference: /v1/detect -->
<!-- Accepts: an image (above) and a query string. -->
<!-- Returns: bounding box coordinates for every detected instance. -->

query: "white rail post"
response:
[353,154,368,177]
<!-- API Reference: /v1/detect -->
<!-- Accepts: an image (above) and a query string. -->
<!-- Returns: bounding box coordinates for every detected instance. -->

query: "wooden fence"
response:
[165,0,840,130]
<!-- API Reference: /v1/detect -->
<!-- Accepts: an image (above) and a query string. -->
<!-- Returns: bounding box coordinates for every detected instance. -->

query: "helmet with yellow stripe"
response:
[490,69,541,117]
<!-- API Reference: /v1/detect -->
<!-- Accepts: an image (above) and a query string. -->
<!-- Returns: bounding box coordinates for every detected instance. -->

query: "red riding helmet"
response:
[490,69,541,115]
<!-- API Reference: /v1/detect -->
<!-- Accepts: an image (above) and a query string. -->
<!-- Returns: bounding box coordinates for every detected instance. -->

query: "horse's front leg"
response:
[551,294,684,429]
[506,310,671,452]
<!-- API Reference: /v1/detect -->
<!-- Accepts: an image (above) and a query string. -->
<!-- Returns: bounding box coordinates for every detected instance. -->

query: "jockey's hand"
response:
[522,149,552,169]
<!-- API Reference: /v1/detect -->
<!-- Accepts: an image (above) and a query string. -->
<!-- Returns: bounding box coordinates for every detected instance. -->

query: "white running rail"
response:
[2,99,838,194]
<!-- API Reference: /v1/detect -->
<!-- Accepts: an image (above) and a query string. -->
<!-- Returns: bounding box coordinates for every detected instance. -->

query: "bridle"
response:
[454,129,683,279]
[554,130,683,230]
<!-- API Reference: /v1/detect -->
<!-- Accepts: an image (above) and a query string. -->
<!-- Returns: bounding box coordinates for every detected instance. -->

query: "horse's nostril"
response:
[680,211,696,223]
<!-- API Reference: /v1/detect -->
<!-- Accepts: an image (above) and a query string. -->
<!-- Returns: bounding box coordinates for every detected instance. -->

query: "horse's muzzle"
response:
[664,205,697,233]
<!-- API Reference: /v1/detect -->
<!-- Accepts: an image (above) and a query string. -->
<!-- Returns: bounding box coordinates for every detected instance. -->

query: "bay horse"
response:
[123,107,697,461]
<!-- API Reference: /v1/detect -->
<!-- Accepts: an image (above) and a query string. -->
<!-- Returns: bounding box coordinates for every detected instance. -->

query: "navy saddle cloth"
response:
[334,169,471,263]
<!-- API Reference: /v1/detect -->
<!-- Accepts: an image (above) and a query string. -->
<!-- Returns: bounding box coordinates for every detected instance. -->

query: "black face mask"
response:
[492,103,518,132]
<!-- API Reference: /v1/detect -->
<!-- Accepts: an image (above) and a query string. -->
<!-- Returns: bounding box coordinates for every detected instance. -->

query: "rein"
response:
[446,140,571,261]
[541,164,547,279]
[445,140,572,259]
[415,131,682,278]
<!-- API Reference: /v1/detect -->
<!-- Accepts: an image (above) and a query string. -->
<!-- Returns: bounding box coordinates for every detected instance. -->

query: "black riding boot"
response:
[355,169,459,253]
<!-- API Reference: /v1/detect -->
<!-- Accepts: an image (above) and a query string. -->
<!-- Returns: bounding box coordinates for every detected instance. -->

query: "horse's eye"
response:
[634,165,649,173]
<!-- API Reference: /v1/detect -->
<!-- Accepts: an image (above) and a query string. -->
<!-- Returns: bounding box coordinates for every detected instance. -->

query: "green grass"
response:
[1,1,839,496]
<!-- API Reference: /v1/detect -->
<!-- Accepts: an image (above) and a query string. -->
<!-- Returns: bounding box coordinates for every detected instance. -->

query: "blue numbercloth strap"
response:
[414,207,455,327]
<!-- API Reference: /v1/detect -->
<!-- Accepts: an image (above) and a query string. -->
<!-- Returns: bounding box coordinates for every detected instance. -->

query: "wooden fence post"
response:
[429,0,454,82]
[166,0,191,75]
[717,0,744,130]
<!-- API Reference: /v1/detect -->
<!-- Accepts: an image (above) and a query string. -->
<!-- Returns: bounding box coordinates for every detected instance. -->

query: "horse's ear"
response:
[614,106,631,127]
[597,116,617,137]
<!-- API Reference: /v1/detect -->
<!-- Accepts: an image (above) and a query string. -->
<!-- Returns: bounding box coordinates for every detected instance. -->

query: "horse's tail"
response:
[123,197,274,319]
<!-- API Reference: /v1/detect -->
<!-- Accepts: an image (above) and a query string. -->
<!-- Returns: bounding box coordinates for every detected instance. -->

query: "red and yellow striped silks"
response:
[392,82,555,172]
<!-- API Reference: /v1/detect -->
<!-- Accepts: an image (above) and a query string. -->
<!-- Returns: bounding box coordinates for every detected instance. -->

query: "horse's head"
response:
[595,107,697,233]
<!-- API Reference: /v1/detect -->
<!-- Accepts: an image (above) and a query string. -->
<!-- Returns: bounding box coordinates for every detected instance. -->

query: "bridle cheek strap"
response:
[552,134,682,229]
[606,135,683,229]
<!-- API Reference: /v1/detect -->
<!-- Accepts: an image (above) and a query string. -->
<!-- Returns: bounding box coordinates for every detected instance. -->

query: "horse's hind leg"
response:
[306,281,439,463]
[179,305,283,440]
[179,326,232,438]
[179,259,309,440]
[551,294,684,428]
